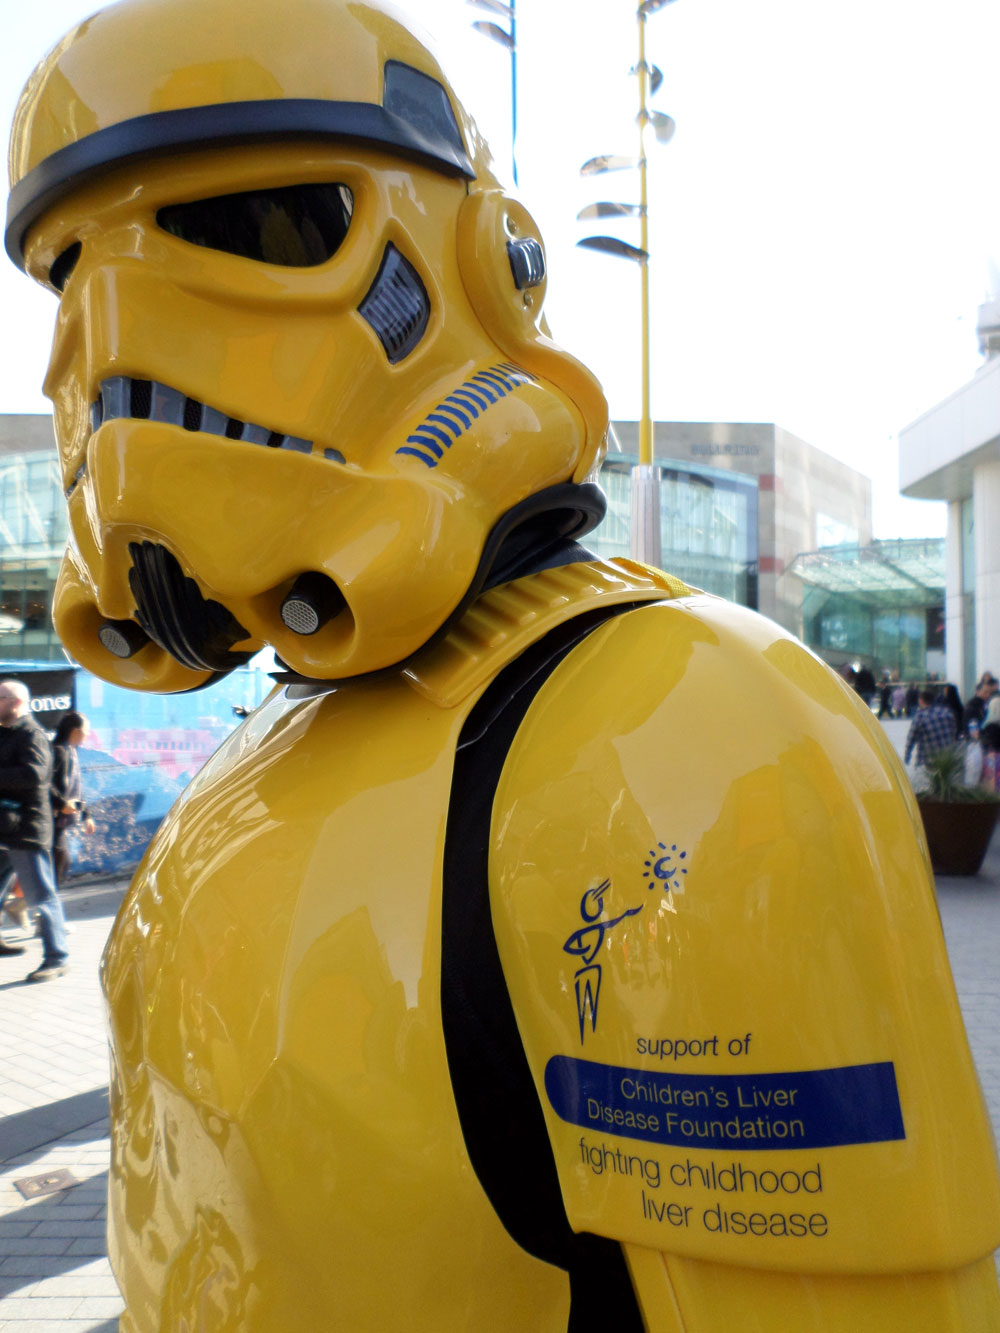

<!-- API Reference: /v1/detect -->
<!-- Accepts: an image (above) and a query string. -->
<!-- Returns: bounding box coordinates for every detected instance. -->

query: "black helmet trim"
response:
[5,63,474,269]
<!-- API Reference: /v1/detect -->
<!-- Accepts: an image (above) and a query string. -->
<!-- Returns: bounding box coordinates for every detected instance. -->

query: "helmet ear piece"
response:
[456,190,548,350]
[456,188,609,484]
[506,236,545,291]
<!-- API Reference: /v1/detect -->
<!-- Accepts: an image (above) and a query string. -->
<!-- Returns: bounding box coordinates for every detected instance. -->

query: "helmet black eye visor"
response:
[157,183,354,267]
[6,61,473,269]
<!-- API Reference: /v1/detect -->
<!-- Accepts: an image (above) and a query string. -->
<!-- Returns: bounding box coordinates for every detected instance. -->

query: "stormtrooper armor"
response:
[7,1,1000,1328]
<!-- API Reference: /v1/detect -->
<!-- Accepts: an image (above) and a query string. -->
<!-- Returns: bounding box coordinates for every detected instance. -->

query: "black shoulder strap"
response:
[441,602,646,1332]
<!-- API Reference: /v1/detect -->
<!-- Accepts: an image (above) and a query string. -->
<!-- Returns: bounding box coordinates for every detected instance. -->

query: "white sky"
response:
[4,0,1000,540]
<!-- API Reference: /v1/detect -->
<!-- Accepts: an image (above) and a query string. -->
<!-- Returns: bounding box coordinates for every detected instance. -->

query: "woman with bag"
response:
[50,711,96,885]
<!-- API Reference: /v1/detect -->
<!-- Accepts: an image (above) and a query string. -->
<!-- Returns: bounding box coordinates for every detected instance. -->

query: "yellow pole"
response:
[637,6,652,468]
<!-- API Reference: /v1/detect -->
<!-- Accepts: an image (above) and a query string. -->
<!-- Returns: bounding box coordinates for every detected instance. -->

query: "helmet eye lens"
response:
[156,183,353,267]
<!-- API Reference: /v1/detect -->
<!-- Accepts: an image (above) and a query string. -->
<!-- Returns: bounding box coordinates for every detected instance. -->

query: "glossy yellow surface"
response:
[103,674,570,1331]
[11,0,609,684]
[101,560,671,1331]
[9,0,472,182]
[491,593,1000,1326]
[12,3,1000,1328]
[100,563,1000,1329]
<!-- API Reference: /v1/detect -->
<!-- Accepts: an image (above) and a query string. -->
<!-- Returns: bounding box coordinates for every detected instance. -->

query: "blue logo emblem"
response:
[563,879,643,1044]
[643,841,688,891]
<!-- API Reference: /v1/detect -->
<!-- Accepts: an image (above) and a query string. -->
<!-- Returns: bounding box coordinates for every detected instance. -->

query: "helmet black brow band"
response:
[5,84,474,269]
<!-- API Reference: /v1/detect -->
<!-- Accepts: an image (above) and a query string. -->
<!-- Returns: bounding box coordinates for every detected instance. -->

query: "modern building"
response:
[786,538,945,681]
[898,307,1000,698]
[594,420,873,636]
[0,413,68,662]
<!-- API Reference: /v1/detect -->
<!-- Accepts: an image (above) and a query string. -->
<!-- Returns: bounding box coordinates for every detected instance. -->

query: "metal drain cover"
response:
[14,1168,78,1199]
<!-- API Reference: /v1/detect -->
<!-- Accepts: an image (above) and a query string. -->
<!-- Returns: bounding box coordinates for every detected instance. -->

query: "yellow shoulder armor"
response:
[489,595,1000,1322]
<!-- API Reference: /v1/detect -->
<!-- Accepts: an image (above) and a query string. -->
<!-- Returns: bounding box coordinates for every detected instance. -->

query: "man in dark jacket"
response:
[961,672,998,737]
[0,680,69,980]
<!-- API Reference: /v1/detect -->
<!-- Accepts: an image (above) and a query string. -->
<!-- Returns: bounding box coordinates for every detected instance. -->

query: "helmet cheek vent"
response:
[358,244,430,363]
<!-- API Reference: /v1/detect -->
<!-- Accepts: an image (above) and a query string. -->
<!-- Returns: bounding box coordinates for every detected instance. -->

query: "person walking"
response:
[877,671,894,718]
[0,680,69,981]
[961,672,999,737]
[904,687,958,789]
[50,710,96,885]
[941,682,964,734]
[981,694,1000,754]
[854,664,876,708]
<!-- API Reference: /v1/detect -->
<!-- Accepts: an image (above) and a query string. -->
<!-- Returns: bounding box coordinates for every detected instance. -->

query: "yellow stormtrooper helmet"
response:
[6,0,608,689]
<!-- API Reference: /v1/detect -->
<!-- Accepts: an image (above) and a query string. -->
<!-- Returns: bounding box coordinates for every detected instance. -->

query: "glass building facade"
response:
[789,539,946,680]
[0,450,68,661]
[591,453,759,608]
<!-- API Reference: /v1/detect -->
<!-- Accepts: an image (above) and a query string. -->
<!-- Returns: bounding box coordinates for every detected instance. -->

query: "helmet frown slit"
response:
[87,377,336,460]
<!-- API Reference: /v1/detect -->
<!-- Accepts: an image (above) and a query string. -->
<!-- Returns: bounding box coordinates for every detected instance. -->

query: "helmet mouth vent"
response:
[130,378,152,419]
[128,540,253,673]
[182,396,202,431]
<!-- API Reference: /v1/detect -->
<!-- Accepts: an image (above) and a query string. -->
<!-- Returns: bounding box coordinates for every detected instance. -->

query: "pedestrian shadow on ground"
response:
[0,1087,108,1166]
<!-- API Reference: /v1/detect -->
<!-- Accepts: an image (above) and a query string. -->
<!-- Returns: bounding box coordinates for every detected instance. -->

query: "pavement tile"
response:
[7,1324,122,1333]
[64,1239,108,1257]
[11,1207,103,1224]
[0,1258,82,1278]
[0,1277,35,1299]
[28,1223,106,1239]
[0,1242,72,1258]
[71,1300,127,1319]
[0,881,129,1328]
[0,1224,35,1240]
[31,1274,120,1298]
[0,1297,83,1318]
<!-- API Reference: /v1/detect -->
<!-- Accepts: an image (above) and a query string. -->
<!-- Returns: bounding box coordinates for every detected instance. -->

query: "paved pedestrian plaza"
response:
[0,881,124,1331]
[0,738,998,1328]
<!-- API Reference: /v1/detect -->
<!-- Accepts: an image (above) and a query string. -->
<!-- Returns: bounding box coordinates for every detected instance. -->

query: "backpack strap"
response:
[440,601,650,1331]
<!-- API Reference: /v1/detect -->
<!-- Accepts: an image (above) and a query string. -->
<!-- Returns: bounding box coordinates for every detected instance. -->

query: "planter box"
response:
[917,798,1000,876]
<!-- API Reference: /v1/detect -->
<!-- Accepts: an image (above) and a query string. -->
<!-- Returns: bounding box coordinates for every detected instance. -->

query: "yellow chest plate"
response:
[100,558,678,1332]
